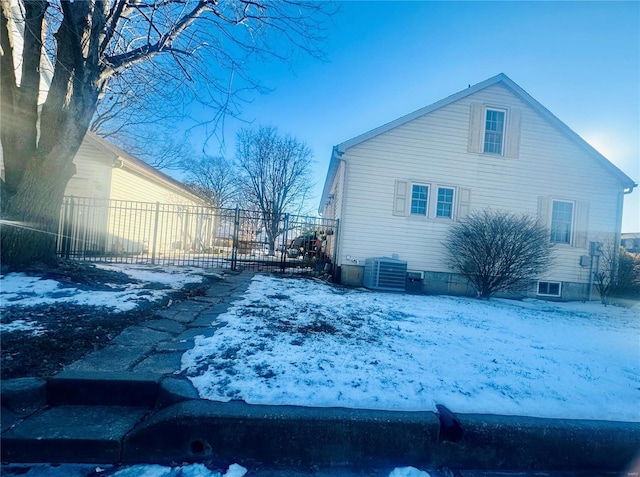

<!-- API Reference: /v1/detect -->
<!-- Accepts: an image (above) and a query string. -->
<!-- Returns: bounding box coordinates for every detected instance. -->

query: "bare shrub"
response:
[445,209,553,298]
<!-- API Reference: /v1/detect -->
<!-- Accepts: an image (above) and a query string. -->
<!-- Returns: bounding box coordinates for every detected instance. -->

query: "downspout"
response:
[334,148,347,271]
[613,185,637,287]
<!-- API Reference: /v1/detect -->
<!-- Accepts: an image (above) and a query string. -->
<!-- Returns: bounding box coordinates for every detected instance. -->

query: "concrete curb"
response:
[122,399,441,467]
[433,412,640,471]
[119,401,640,471]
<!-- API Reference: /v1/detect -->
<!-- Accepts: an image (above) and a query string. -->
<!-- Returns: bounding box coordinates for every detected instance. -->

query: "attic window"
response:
[483,109,506,154]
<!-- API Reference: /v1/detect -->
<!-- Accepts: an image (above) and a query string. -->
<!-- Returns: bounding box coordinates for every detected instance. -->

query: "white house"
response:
[319,73,636,300]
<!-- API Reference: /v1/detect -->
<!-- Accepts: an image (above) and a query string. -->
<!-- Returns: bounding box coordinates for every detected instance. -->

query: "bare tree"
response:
[184,156,238,209]
[236,126,313,255]
[89,57,199,170]
[593,236,640,304]
[445,209,553,298]
[1,0,330,267]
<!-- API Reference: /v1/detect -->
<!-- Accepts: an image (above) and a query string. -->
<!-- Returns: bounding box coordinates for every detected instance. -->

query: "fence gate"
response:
[57,197,339,273]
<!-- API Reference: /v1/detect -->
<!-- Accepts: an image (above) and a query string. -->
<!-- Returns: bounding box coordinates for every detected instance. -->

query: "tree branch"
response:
[105,0,209,75]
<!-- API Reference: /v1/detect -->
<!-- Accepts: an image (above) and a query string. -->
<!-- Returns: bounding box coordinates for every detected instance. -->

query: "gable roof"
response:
[319,73,636,212]
[84,132,209,206]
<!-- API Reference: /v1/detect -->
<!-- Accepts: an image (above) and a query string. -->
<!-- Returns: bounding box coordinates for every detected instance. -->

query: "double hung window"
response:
[436,187,455,218]
[410,184,429,216]
[550,200,574,244]
[483,109,506,155]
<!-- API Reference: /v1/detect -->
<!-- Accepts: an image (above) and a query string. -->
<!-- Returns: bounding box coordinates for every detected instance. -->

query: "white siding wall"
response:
[337,84,623,284]
[64,141,113,199]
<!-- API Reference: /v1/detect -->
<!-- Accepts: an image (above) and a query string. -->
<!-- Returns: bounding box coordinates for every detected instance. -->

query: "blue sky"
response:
[201,1,639,232]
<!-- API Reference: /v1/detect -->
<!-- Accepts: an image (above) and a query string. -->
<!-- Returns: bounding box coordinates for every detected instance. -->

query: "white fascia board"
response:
[318,146,342,215]
[499,78,637,190]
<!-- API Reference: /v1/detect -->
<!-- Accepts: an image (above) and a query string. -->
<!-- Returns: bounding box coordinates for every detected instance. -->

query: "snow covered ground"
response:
[182,275,640,422]
[0,264,206,334]
[2,266,638,422]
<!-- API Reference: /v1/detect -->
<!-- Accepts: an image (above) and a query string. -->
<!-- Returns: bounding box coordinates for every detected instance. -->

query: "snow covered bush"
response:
[444,209,553,298]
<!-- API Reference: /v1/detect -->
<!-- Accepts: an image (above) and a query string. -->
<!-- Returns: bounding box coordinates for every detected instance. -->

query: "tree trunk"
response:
[1,146,77,267]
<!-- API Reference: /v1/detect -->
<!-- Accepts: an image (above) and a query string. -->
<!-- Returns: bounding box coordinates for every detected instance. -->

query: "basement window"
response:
[537,281,561,297]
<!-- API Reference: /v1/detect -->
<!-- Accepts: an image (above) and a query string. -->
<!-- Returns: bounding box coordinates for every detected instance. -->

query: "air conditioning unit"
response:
[363,257,407,291]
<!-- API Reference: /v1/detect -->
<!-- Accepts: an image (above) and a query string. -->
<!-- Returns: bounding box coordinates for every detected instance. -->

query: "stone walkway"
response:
[63,270,253,377]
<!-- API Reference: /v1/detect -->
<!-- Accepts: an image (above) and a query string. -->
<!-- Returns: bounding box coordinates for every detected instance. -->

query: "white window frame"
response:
[434,186,456,219]
[409,183,429,216]
[483,108,507,156]
[550,199,575,245]
[537,281,562,297]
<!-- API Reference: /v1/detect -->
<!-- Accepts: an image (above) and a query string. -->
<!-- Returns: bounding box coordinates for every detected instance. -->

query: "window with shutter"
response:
[483,109,506,154]
[393,181,469,221]
[550,200,574,244]
[469,104,521,159]
[410,184,429,216]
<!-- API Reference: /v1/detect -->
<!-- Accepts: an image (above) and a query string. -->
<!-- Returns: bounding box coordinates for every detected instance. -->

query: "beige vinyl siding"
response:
[337,83,622,284]
[110,167,197,205]
[108,167,209,255]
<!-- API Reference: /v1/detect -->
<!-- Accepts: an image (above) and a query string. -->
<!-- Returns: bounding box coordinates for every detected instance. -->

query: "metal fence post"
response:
[231,206,240,271]
[281,213,289,273]
[151,202,160,265]
[61,196,74,260]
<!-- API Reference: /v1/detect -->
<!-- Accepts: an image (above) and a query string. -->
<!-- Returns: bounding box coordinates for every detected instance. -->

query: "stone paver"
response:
[155,339,195,352]
[65,345,153,372]
[133,352,184,374]
[112,326,173,346]
[142,319,186,335]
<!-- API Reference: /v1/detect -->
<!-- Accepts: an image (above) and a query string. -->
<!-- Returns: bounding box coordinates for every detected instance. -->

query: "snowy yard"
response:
[182,275,640,422]
[2,266,638,423]
[0,264,207,334]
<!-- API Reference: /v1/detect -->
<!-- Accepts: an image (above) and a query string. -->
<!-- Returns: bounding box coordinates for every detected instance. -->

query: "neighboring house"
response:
[319,73,637,300]
[621,233,640,255]
[67,131,205,205]
[58,132,213,257]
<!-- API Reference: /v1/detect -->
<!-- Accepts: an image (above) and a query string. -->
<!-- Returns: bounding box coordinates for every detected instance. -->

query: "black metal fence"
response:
[56,197,339,272]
